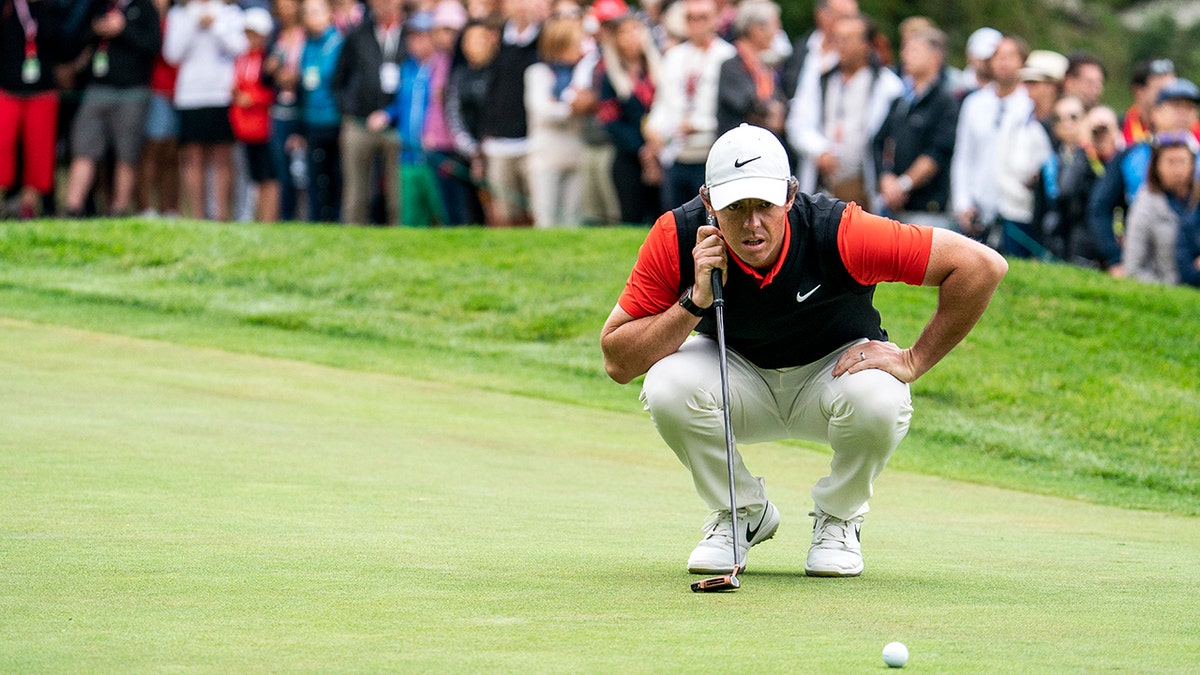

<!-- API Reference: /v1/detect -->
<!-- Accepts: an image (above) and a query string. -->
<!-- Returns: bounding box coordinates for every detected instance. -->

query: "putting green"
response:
[2,318,1197,672]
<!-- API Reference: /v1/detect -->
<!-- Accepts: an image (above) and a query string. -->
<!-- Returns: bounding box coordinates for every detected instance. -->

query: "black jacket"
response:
[332,19,405,118]
[872,75,959,214]
[480,27,540,140]
[80,0,160,88]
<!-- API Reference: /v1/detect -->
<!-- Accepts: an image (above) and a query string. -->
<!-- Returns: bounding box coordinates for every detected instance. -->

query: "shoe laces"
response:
[701,510,735,543]
[810,510,862,547]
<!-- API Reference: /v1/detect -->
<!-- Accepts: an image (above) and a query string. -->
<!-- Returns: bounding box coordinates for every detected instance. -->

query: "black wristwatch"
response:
[678,287,709,317]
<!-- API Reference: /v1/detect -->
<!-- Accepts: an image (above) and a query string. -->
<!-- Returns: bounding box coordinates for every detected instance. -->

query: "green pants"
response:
[400,163,447,227]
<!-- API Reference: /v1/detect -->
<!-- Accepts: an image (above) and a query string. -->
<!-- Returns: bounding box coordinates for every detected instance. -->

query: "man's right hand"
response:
[691,223,727,309]
[957,208,980,236]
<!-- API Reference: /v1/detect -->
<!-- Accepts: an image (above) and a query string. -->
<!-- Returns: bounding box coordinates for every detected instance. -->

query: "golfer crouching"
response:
[600,124,1007,577]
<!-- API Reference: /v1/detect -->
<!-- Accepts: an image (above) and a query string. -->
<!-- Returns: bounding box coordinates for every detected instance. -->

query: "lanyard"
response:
[14,0,37,48]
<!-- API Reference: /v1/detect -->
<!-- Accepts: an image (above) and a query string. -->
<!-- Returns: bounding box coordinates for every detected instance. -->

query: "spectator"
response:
[479,0,547,226]
[595,12,661,225]
[1177,199,1200,287]
[137,0,180,219]
[779,0,857,103]
[570,0,623,226]
[295,0,345,223]
[1121,58,1175,147]
[1088,79,1200,276]
[425,0,473,225]
[1037,95,1090,261]
[332,0,404,225]
[0,0,71,219]
[62,0,162,218]
[644,0,735,211]
[446,18,500,225]
[787,13,902,210]
[522,14,587,227]
[163,0,248,221]
[1124,132,1196,285]
[716,1,786,138]
[231,7,280,222]
[264,0,307,221]
[368,12,445,226]
[1063,51,1105,111]
[951,34,1030,245]
[1021,49,1067,125]
[872,25,957,228]
[994,38,1052,258]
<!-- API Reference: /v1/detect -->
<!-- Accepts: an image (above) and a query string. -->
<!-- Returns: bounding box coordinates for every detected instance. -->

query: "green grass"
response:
[1,219,1197,515]
[3,319,1199,672]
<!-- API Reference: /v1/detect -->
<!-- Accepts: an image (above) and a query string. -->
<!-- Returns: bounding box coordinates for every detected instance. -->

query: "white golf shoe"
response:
[804,508,864,577]
[686,501,780,574]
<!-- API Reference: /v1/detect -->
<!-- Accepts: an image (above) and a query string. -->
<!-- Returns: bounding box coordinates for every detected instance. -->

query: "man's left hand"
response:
[833,340,919,383]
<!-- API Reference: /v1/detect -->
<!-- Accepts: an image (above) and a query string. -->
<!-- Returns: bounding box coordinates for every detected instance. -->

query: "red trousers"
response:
[0,90,59,194]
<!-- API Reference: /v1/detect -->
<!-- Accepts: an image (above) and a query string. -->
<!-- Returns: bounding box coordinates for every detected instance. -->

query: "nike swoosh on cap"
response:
[733,156,761,168]
[796,284,821,302]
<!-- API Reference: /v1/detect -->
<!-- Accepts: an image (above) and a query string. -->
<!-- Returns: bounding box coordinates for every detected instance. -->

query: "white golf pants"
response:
[640,335,913,521]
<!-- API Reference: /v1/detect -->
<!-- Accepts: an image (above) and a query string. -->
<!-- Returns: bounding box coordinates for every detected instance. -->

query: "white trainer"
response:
[686,501,781,574]
[804,508,864,577]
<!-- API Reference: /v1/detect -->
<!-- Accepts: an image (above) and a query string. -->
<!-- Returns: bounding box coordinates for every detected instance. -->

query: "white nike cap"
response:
[704,124,792,210]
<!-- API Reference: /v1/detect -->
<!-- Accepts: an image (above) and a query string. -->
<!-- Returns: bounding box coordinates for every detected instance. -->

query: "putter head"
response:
[690,565,742,592]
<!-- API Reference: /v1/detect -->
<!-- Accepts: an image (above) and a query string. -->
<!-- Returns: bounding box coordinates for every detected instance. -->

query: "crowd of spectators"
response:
[2,0,1199,287]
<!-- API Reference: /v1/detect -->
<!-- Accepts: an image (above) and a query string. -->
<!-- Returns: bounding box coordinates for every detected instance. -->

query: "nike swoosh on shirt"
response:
[795,285,821,303]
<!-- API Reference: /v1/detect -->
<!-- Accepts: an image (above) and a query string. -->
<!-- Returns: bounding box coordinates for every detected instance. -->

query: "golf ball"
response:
[882,641,908,668]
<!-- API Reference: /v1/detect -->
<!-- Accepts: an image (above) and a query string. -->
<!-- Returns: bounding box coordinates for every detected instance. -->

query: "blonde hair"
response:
[538,15,583,62]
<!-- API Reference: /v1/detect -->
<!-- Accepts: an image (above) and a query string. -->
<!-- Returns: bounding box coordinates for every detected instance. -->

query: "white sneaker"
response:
[687,501,780,574]
[804,508,864,577]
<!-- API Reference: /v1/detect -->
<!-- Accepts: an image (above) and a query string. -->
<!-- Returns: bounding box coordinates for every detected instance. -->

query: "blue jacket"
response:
[383,57,431,165]
[1177,210,1200,287]
[1086,143,1152,266]
[299,27,344,130]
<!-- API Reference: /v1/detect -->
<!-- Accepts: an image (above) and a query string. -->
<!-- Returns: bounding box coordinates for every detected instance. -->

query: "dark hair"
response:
[1146,132,1197,195]
[1132,58,1174,87]
[1066,51,1106,81]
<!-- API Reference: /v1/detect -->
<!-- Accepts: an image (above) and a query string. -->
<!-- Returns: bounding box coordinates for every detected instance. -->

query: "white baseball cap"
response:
[704,124,792,210]
[966,27,1002,61]
[243,7,274,36]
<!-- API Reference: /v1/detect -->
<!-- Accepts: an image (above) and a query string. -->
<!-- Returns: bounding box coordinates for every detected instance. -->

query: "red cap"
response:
[591,0,629,24]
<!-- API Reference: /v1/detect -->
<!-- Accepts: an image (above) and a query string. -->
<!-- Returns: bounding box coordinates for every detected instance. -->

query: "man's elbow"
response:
[604,359,636,385]
[980,246,1009,286]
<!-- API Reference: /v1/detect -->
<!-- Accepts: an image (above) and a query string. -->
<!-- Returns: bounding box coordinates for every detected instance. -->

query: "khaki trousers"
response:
[640,335,912,521]
[340,119,400,225]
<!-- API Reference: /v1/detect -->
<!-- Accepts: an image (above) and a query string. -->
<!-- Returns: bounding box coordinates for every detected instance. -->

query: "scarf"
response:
[736,40,774,102]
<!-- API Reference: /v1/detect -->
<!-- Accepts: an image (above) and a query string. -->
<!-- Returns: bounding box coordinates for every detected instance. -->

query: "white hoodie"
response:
[163,1,247,109]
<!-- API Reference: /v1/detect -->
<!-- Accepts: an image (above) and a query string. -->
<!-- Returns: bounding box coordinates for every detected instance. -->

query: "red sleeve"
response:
[836,202,934,286]
[616,211,683,318]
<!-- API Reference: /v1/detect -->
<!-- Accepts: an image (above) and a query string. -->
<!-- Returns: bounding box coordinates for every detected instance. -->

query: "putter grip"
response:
[710,268,724,307]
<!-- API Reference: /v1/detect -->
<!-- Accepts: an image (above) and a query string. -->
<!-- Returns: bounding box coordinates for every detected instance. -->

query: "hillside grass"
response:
[1,218,1197,515]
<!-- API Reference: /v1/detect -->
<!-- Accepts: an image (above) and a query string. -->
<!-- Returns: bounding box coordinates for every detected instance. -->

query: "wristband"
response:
[896,174,914,193]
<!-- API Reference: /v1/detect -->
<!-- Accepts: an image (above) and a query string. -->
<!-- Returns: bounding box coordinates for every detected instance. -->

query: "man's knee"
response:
[830,370,912,434]
[640,351,719,422]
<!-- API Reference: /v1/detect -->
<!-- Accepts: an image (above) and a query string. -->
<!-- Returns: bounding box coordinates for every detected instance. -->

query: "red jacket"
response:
[231,48,273,144]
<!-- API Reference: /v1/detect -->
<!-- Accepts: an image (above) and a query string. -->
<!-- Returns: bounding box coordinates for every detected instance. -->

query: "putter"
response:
[691,268,743,593]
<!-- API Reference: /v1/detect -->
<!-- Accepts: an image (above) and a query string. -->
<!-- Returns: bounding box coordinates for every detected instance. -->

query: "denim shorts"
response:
[144,91,179,141]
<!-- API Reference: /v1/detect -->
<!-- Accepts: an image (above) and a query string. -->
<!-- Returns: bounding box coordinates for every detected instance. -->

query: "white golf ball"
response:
[882,641,908,668]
